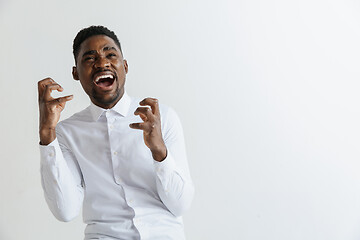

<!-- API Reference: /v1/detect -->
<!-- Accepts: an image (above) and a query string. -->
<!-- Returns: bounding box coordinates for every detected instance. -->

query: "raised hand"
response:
[129,98,167,162]
[38,78,73,145]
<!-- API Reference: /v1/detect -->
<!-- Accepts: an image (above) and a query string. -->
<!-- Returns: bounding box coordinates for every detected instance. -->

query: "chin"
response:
[91,85,124,107]
[92,93,121,108]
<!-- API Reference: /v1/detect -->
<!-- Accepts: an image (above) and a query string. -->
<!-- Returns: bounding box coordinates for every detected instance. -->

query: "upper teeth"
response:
[95,74,114,83]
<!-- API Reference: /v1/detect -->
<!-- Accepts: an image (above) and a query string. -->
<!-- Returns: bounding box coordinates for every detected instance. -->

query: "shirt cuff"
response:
[39,138,62,166]
[153,150,177,178]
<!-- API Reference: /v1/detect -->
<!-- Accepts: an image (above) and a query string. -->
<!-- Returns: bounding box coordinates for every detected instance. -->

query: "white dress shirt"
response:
[39,92,194,240]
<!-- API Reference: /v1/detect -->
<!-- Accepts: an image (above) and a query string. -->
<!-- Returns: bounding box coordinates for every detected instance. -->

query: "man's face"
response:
[73,35,128,109]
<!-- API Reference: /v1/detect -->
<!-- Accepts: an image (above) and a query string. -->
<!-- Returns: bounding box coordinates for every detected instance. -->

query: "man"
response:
[38,26,194,240]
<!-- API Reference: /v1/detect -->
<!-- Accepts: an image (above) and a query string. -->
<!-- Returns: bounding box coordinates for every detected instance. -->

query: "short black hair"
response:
[73,25,122,62]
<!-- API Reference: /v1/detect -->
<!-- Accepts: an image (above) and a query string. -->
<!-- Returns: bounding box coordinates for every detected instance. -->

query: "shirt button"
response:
[49,152,54,157]
[109,124,114,129]
[114,151,118,155]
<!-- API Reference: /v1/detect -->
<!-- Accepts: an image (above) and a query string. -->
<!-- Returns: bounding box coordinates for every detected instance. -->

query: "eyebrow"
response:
[103,46,117,51]
[82,50,97,58]
[82,46,118,58]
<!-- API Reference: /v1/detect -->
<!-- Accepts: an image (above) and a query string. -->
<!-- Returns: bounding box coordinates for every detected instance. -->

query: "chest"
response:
[63,115,155,190]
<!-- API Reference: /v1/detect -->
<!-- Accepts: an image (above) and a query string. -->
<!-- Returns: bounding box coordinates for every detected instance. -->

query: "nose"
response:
[94,56,110,69]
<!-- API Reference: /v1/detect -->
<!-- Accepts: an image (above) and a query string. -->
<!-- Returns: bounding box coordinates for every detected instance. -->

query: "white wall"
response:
[1,0,360,239]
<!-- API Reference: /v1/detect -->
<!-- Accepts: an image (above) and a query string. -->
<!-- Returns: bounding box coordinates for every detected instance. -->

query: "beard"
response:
[91,83,124,108]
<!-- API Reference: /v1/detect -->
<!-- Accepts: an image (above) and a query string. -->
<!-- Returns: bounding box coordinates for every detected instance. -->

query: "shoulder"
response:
[56,105,92,131]
[159,103,179,123]
[156,100,183,132]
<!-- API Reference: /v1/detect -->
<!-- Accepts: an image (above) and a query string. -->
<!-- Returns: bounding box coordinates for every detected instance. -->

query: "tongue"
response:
[97,78,113,87]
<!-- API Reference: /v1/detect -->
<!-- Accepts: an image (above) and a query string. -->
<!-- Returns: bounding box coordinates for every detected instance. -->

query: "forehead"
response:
[79,35,119,54]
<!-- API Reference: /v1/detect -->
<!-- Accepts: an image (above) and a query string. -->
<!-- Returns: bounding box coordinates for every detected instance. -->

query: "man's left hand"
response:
[130,98,167,162]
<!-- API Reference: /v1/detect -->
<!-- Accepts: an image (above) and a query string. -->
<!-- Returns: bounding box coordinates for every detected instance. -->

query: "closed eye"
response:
[107,53,117,58]
[84,56,95,61]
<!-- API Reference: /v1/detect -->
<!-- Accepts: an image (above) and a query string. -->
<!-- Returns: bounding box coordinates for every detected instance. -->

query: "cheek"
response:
[113,61,125,71]
[79,80,92,93]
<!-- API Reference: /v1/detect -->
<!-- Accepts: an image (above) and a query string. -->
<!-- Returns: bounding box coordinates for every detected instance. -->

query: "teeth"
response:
[95,74,114,83]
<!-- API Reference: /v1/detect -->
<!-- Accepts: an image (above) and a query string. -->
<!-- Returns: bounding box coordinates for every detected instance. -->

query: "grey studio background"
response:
[1,0,360,239]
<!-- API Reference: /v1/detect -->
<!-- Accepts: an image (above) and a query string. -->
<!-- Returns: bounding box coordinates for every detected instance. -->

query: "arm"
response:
[38,78,83,221]
[40,136,84,222]
[130,98,194,217]
[153,107,194,217]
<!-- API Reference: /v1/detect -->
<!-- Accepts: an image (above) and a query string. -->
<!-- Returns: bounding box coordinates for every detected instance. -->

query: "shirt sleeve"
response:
[153,107,195,217]
[39,133,84,222]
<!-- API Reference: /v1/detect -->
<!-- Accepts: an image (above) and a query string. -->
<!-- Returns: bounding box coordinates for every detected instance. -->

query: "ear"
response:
[123,59,128,74]
[72,66,79,80]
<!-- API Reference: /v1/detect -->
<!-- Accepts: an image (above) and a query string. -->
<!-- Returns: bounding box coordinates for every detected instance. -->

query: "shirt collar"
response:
[89,91,131,121]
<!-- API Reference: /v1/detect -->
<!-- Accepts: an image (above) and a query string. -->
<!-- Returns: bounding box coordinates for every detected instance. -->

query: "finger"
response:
[134,107,154,121]
[137,112,148,122]
[48,95,73,105]
[38,78,55,98]
[129,122,155,132]
[43,83,64,101]
[139,98,159,115]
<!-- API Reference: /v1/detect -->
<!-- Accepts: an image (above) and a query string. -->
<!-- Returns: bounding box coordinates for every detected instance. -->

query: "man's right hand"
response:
[38,78,73,145]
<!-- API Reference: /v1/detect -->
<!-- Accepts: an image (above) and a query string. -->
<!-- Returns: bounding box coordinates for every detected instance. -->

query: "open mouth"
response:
[94,73,116,88]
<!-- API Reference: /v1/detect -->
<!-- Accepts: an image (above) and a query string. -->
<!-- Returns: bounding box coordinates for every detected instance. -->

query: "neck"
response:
[91,90,124,109]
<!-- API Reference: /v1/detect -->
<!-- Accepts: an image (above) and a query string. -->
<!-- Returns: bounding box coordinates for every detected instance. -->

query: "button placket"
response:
[106,111,115,131]
[115,176,122,184]
[112,149,121,184]
[108,115,120,185]
[107,113,126,186]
